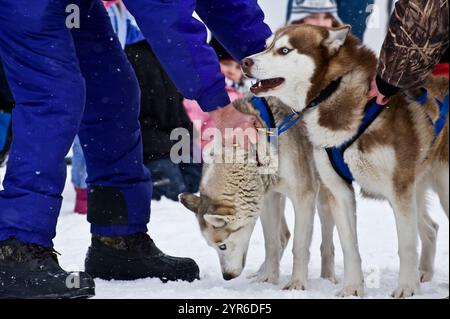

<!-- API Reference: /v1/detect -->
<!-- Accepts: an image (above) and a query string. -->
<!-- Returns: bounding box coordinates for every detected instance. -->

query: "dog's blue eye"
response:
[280,47,290,55]
[219,244,227,251]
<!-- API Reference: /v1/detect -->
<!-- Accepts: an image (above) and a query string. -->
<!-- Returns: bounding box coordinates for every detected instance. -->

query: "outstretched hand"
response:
[209,103,262,150]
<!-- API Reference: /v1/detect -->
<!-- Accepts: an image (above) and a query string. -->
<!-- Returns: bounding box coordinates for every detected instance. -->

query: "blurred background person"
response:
[287,0,342,26]
[286,0,372,40]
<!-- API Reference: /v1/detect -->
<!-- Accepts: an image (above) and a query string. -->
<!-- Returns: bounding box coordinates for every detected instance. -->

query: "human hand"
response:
[368,79,390,105]
[209,103,262,150]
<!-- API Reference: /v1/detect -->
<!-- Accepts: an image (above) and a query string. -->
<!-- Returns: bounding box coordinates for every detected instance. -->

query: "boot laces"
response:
[26,243,61,264]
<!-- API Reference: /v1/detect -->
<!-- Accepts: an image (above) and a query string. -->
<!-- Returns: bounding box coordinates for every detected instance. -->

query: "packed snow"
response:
[2,166,447,299]
[0,0,447,300]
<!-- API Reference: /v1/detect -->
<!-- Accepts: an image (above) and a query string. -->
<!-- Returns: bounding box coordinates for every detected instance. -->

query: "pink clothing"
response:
[74,187,87,215]
[103,0,121,8]
[184,86,244,151]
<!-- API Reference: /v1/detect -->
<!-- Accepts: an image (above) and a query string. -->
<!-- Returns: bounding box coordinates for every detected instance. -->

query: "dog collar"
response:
[306,77,343,110]
[251,77,343,138]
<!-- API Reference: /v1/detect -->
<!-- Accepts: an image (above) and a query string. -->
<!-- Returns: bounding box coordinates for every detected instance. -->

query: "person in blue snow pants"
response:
[0,0,152,247]
[0,0,271,298]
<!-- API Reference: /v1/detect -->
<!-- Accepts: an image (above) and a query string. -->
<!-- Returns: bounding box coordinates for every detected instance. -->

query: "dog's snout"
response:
[222,273,237,281]
[242,58,254,68]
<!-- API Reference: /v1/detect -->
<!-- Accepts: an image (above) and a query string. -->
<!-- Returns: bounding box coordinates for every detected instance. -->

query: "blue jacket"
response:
[123,0,272,112]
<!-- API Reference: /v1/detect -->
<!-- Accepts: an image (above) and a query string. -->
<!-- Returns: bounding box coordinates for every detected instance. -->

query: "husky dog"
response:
[180,97,338,290]
[242,24,449,297]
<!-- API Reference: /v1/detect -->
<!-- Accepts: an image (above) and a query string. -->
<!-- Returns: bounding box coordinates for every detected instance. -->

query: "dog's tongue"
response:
[250,78,284,95]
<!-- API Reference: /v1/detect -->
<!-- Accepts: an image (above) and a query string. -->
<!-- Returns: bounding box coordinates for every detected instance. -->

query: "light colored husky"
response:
[180,97,338,290]
[242,24,449,298]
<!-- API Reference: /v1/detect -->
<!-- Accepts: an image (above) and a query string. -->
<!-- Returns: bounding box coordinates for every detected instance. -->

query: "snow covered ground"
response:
[1,166,447,299]
[0,0,447,300]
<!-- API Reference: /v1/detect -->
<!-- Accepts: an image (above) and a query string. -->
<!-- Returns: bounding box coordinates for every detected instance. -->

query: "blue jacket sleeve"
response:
[123,0,271,112]
[196,0,272,61]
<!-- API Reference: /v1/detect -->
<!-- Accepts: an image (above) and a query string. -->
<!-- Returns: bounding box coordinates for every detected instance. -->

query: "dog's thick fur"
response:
[244,24,449,297]
[180,97,338,289]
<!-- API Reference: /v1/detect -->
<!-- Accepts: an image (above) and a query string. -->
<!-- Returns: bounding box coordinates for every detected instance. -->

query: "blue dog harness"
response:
[251,78,343,140]
[251,83,448,184]
[325,97,385,183]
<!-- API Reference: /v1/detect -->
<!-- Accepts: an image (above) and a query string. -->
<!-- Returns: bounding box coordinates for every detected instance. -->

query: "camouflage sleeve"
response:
[377,0,449,96]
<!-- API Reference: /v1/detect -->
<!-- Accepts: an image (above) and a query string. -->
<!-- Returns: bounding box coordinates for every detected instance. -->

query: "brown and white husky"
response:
[242,24,449,298]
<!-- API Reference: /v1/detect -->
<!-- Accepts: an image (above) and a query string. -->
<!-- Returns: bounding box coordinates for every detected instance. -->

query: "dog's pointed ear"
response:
[203,214,235,228]
[322,25,351,55]
[179,193,201,214]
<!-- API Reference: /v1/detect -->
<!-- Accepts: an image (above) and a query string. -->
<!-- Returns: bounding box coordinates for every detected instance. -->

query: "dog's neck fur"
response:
[302,36,378,148]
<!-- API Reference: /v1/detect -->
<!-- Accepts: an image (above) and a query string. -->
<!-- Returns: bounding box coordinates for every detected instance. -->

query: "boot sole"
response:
[85,246,200,283]
[1,286,95,299]
[87,267,199,283]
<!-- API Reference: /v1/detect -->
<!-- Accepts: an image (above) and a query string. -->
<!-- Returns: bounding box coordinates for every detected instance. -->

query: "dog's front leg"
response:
[283,188,316,290]
[249,192,286,284]
[390,191,420,298]
[314,149,364,297]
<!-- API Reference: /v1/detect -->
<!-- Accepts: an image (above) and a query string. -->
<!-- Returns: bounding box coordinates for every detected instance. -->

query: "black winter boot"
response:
[84,233,199,282]
[0,238,95,299]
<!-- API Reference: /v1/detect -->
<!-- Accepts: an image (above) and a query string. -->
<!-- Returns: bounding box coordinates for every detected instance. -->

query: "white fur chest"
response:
[343,143,396,198]
[303,108,358,148]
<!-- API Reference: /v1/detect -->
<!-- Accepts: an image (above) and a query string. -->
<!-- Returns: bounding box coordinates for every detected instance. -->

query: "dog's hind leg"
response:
[279,195,291,256]
[249,192,286,284]
[416,179,439,283]
[317,184,337,284]
[432,163,449,218]
[283,188,317,290]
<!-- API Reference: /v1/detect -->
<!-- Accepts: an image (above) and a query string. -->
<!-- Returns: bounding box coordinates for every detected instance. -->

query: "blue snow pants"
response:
[0,0,152,247]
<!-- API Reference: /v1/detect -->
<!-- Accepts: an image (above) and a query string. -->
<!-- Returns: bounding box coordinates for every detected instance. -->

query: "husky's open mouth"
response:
[250,78,285,95]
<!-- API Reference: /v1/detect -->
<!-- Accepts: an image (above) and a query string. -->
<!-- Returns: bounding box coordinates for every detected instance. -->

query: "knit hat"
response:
[287,0,342,24]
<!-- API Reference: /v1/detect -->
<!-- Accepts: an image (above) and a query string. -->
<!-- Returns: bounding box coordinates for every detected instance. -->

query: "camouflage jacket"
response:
[377,0,449,96]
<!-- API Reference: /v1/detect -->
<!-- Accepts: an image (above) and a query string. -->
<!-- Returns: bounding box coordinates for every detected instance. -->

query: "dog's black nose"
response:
[223,273,236,281]
[241,58,254,69]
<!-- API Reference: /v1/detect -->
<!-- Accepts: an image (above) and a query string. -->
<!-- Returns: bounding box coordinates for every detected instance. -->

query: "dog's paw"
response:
[283,279,307,291]
[420,270,434,283]
[322,274,338,284]
[248,269,279,285]
[391,284,419,298]
[321,269,338,284]
[336,284,364,297]
[248,262,267,277]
